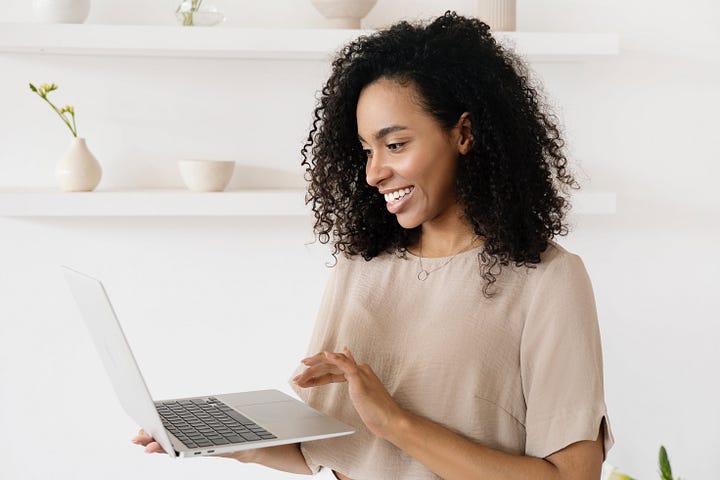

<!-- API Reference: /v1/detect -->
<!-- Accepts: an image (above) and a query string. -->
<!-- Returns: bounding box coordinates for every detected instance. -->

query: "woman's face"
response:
[357,78,470,231]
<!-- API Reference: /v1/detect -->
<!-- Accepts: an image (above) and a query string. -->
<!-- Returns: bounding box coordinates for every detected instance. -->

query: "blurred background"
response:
[0,0,718,479]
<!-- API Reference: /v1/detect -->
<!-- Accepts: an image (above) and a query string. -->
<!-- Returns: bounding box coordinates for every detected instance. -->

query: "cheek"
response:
[412,154,456,196]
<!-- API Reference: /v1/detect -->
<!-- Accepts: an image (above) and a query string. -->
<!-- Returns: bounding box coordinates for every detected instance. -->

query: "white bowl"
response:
[33,0,90,23]
[310,0,377,29]
[178,160,235,192]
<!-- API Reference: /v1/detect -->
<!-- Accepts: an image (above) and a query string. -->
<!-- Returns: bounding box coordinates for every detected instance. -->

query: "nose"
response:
[365,152,391,188]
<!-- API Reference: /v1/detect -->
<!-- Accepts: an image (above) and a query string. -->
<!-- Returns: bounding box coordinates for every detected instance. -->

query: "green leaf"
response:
[659,445,673,480]
[29,83,37,92]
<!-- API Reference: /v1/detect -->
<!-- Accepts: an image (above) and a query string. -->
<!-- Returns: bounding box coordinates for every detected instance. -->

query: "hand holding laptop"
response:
[131,428,255,461]
[62,266,353,461]
[132,429,165,454]
[132,428,317,474]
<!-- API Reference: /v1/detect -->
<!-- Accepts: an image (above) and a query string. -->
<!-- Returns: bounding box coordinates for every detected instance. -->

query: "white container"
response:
[178,160,235,192]
[32,0,91,24]
[55,137,102,192]
[477,0,516,31]
[310,0,377,29]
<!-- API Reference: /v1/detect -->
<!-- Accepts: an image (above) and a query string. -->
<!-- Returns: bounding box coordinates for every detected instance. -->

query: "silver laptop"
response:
[61,265,354,458]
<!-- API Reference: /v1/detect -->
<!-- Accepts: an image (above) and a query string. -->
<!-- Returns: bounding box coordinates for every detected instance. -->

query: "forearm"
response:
[227,443,312,475]
[386,410,560,480]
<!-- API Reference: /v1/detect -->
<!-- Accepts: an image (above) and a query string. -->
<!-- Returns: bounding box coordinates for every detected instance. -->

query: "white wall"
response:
[1,1,718,479]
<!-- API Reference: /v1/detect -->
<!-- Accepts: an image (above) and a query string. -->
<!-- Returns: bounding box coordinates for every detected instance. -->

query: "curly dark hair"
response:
[300,10,579,297]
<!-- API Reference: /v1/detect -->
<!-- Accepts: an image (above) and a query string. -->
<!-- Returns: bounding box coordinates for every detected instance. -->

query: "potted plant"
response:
[29,83,102,192]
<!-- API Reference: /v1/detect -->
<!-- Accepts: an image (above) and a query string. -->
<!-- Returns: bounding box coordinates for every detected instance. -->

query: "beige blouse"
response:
[289,240,614,479]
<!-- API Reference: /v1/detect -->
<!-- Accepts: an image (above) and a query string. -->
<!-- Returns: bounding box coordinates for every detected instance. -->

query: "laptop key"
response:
[224,435,247,443]
[224,410,255,425]
[210,438,230,445]
[240,432,262,441]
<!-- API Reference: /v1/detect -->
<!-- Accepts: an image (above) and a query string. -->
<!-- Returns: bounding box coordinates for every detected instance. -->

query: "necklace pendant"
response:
[417,270,430,281]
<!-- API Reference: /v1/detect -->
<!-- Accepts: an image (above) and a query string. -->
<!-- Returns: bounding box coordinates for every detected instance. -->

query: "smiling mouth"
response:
[384,186,414,204]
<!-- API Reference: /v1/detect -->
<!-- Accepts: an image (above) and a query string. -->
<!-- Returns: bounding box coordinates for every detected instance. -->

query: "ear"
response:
[455,112,474,155]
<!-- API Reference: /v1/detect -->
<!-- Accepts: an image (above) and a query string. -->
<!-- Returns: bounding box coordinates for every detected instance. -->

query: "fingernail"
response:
[292,375,300,381]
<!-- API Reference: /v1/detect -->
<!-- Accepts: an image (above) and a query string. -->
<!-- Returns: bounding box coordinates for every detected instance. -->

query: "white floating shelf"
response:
[0,189,308,217]
[0,23,618,61]
[0,189,615,217]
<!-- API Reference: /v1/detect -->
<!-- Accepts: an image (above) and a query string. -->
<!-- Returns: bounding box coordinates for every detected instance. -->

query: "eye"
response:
[387,142,405,151]
[362,148,373,157]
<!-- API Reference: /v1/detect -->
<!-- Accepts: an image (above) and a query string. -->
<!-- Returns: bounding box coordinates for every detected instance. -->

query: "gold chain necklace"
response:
[417,235,479,281]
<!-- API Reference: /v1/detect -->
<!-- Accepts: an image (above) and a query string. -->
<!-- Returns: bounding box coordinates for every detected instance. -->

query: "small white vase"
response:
[310,0,377,29]
[477,0,516,31]
[32,0,91,24]
[56,137,102,192]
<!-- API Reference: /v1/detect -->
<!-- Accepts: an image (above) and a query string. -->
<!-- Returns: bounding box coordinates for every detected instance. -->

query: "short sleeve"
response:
[520,252,615,459]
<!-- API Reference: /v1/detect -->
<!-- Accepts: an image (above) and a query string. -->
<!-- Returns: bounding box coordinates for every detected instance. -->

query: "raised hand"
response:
[293,347,407,439]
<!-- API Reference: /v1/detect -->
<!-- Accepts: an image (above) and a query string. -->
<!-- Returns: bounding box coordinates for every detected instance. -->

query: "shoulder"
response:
[535,240,589,281]
[503,240,593,302]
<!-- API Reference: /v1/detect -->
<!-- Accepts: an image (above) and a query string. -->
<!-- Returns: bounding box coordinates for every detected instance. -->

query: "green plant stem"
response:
[178,0,204,26]
[39,95,77,137]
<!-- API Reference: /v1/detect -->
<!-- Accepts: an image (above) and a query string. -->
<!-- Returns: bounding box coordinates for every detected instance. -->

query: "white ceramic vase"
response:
[477,0,516,31]
[310,0,377,29]
[32,0,91,24]
[56,137,102,192]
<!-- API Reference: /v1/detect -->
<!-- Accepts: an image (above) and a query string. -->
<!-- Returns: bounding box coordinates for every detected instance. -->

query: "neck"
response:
[416,217,480,258]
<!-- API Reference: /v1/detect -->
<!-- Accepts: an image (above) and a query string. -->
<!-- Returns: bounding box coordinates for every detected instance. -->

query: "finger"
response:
[144,441,166,454]
[294,372,346,388]
[132,431,154,446]
[300,351,328,366]
[324,351,359,377]
[343,347,357,364]
[293,363,342,383]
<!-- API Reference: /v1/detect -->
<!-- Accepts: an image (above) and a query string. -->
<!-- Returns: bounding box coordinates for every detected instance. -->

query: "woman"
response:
[135,11,614,479]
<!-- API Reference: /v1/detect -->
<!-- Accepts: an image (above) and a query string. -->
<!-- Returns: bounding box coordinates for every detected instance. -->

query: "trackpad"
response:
[239,401,323,423]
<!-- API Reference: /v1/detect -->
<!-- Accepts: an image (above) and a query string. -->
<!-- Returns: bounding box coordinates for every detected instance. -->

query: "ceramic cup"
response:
[178,159,235,192]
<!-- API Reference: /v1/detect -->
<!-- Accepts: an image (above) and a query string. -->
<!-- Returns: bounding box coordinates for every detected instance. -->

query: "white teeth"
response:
[384,187,413,203]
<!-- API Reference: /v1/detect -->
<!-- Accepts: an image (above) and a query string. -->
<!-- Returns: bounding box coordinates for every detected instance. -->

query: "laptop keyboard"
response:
[155,396,277,450]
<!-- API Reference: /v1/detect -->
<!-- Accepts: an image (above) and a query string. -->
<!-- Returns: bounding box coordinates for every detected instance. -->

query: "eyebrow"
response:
[358,125,409,143]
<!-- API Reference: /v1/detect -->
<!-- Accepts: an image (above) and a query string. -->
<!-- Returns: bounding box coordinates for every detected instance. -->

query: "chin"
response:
[395,214,422,230]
